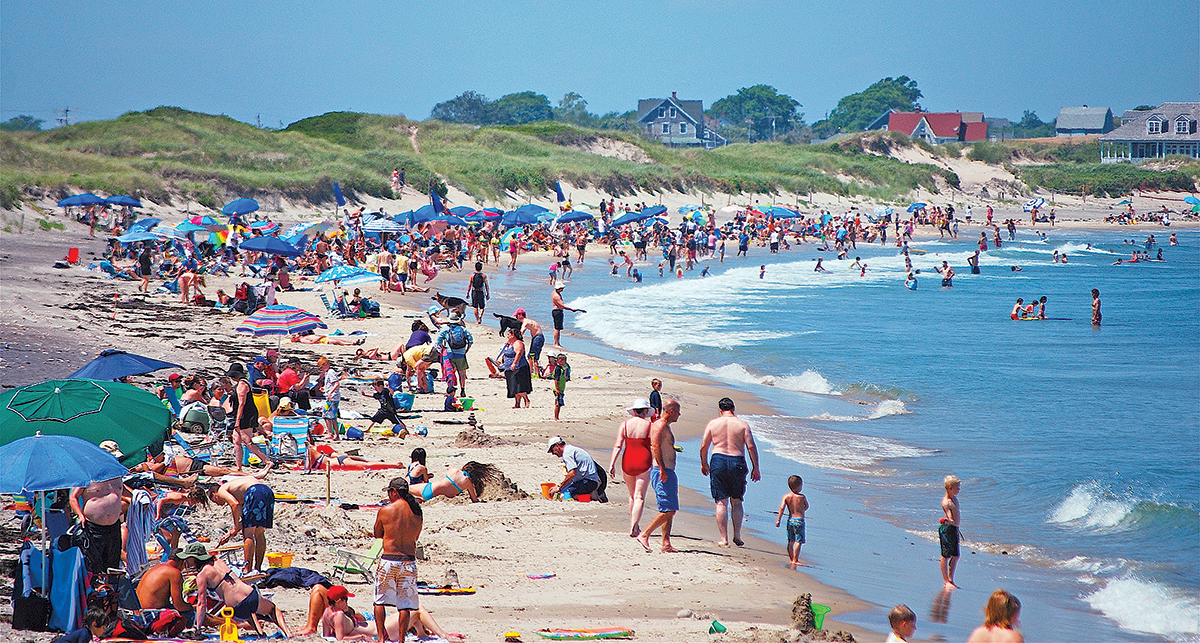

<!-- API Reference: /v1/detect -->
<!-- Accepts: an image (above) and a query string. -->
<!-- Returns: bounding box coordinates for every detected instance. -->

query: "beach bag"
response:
[360,300,380,316]
[12,594,51,631]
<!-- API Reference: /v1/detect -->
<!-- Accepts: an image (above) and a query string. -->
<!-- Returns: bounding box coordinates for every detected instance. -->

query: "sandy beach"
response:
[0,180,1190,643]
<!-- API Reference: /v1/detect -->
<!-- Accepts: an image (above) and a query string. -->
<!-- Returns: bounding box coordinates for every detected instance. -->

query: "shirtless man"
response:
[373,478,424,643]
[378,247,393,292]
[638,399,681,553]
[699,398,761,547]
[136,553,212,628]
[514,308,546,376]
[69,476,124,578]
[184,543,292,637]
[213,477,275,573]
[550,282,585,349]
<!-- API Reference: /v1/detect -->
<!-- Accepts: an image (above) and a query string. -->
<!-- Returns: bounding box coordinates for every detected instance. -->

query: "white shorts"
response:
[374,557,418,610]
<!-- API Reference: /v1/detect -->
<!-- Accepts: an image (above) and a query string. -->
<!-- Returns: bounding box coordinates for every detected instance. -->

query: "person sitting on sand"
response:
[410,461,499,503]
[444,385,463,412]
[181,543,293,637]
[967,590,1023,643]
[296,584,464,642]
[407,448,430,485]
[290,330,364,346]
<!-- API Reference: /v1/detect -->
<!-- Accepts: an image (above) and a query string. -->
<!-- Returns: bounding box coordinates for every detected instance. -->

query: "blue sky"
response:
[2,0,1196,129]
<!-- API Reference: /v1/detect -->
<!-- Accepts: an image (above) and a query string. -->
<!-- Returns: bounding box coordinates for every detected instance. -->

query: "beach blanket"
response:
[255,566,331,589]
[536,628,635,640]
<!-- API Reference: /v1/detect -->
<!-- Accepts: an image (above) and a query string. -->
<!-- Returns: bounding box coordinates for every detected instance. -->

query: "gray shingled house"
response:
[1100,102,1200,163]
[636,92,726,149]
[1055,106,1114,136]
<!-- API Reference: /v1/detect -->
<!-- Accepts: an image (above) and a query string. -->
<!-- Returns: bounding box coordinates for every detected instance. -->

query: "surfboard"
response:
[908,248,927,254]
[536,628,636,640]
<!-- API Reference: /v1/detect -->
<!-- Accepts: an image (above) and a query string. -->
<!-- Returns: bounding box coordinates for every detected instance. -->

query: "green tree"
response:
[429,91,495,124]
[0,114,44,131]
[492,91,553,125]
[595,110,638,132]
[812,76,922,138]
[707,85,802,142]
[1015,110,1055,138]
[553,92,597,127]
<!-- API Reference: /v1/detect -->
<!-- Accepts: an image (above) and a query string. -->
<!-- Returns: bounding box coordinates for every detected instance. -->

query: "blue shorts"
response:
[323,399,339,420]
[241,484,274,529]
[787,516,805,544]
[650,466,679,512]
[554,391,565,407]
[708,453,748,501]
[529,333,545,362]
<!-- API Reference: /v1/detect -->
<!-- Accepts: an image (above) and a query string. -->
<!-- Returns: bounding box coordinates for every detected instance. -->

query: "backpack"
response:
[447,325,467,350]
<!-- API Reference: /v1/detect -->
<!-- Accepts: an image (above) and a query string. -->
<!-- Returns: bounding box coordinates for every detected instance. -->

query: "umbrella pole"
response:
[41,491,48,592]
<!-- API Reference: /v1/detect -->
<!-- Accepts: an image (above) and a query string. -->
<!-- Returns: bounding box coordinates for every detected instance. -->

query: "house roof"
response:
[1056,106,1112,131]
[637,97,703,126]
[963,122,988,142]
[866,109,897,130]
[961,113,985,124]
[887,112,967,138]
[1101,102,1200,142]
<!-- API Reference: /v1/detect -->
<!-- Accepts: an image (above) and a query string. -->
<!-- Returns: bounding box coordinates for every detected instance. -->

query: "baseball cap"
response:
[515,308,526,316]
[99,439,124,459]
[383,477,409,493]
[327,586,355,602]
[168,373,183,382]
[547,436,565,453]
[277,397,293,411]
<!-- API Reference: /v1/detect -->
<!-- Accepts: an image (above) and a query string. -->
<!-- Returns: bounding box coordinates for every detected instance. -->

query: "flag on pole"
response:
[430,189,444,214]
[334,182,346,207]
[554,182,565,203]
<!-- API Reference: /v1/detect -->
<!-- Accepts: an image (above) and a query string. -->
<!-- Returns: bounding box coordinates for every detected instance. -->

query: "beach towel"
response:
[124,489,155,577]
[254,566,330,590]
[48,546,86,633]
[535,628,635,640]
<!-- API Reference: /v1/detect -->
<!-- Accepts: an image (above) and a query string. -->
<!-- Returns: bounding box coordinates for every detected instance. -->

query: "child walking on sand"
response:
[940,475,962,589]
[551,353,570,421]
[886,604,916,642]
[774,475,809,566]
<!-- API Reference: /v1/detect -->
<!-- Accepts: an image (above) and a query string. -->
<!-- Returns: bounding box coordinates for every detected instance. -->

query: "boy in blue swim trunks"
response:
[774,475,809,566]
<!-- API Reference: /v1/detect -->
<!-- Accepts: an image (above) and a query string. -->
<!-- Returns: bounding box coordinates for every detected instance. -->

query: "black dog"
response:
[493,313,522,338]
[432,292,468,315]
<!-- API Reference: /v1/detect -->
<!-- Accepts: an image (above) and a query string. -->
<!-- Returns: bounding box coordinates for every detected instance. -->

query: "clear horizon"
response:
[2,0,1196,130]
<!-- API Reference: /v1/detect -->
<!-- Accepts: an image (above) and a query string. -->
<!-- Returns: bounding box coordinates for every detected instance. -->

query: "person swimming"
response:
[814,258,830,273]
[1011,298,1024,320]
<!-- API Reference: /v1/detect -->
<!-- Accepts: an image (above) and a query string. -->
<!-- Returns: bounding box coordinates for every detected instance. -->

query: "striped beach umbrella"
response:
[235,305,326,337]
[1023,197,1046,212]
[250,220,280,234]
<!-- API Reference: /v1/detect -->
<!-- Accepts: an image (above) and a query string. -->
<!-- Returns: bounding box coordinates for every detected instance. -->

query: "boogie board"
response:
[536,628,636,640]
[418,587,476,595]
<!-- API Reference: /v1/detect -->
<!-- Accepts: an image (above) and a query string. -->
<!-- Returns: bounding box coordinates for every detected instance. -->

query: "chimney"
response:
[672,91,678,100]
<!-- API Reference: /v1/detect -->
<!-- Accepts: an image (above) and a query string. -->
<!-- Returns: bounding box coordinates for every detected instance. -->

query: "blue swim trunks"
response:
[323,399,339,420]
[241,484,274,529]
[650,466,679,512]
[787,516,805,544]
[708,453,748,501]
[529,333,546,362]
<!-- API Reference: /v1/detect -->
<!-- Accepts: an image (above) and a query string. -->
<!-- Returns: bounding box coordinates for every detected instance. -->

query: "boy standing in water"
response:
[1091,289,1102,327]
[940,475,962,589]
[774,475,809,566]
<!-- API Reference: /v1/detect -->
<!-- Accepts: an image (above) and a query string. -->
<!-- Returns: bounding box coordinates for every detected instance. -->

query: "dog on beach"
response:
[432,292,468,315]
[493,313,521,338]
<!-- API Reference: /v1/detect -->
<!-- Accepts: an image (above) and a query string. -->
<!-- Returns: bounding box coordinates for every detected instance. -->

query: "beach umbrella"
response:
[503,203,549,227]
[283,221,333,238]
[222,198,260,216]
[448,206,476,216]
[57,193,106,208]
[498,228,521,252]
[763,206,800,219]
[151,227,187,241]
[66,349,182,381]
[555,210,595,225]
[678,204,699,213]
[115,231,159,243]
[128,217,160,232]
[1191,204,1200,213]
[249,220,280,234]
[1023,197,1046,212]
[315,265,375,284]
[105,195,142,208]
[719,205,744,214]
[411,204,439,224]
[284,233,309,249]
[612,208,662,227]
[907,202,927,213]
[432,214,469,227]
[238,235,303,257]
[1115,200,1132,205]
[236,305,326,337]
[1184,196,1200,205]
[188,215,228,232]
[0,379,172,459]
[363,219,406,233]
[874,206,895,217]
[174,221,209,233]
[338,272,384,287]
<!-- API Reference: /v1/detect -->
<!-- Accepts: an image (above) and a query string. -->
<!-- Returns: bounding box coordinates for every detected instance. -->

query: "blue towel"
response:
[125,490,154,577]
[49,547,85,633]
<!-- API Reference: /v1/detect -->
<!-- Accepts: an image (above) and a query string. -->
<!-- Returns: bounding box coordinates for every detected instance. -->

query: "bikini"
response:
[217,572,260,621]
[422,473,467,501]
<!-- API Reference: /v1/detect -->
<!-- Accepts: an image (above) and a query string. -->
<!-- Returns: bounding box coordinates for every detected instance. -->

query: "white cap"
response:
[547,436,565,453]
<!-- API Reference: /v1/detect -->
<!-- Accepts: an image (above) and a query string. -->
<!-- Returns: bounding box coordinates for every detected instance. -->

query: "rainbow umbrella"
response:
[498,228,521,252]
[235,305,326,338]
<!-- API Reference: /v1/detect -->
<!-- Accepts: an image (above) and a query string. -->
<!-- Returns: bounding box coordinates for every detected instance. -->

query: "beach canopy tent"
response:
[67,349,181,381]
[0,379,172,464]
[238,235,303,257]
[57,193,106,208]
[222,198,260,216]
[128,217,160,232]
[105,195,142,208]
[114,231,159,243]
[763,206,801,219]
[503,204,548,227]
[235,304,327,337]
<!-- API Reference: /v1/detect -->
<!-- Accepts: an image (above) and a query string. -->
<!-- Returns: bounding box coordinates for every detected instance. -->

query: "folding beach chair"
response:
[319,293,348,319]
[171,430,222,464]
[270,416,311,464]
[163,386,183,418]
[331,538,384,584]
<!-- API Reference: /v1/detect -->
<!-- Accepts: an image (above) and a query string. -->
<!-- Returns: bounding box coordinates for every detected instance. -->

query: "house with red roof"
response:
[886,111,988,144]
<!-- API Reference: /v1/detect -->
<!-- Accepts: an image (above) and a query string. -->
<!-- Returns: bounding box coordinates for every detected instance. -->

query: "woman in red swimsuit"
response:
[608,398,655,538]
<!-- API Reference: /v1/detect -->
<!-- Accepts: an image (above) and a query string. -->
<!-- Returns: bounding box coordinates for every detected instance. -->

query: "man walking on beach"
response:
[550,282,585,349]
[639,399,681,553]
[514,308,546,377]
[69,475,124,580]
[374,478,423,643]
[466,262,489,324]
[700,398,760,547]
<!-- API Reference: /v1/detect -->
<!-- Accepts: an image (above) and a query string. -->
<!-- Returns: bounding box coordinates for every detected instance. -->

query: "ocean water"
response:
[486,226,1199,642]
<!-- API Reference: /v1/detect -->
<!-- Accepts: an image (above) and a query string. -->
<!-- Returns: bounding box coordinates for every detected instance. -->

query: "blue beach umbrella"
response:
[222,198,260,216]
[67,349,181,381]
[498,228,521,252]
[115,231,159,243]
[0,432,128,494]
[58,193,105,207]
[129,217,160,232]
[315,265,375,284]
[763,206,800,219]
[907,202,927,213]
[611,209,656,227]
[1183,196,1200,205]
[238,235,303,257]
[433,214,469,227]
[556,210,595,225]
[1023,197,1046,212]
[448,206,476,216]
[105,195,142,208]
[175,221,208,233]
[411,204,439,224]
[503,203,549,227]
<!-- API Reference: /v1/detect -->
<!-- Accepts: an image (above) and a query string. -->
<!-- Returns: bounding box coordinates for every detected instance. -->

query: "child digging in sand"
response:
[774,475,809,566]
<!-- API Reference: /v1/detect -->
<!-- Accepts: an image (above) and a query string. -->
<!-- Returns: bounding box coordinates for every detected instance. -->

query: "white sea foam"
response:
[747,415,935,473]
[683,363,840,395]
[1083,576,1200,640]
[1049,482,1136,530]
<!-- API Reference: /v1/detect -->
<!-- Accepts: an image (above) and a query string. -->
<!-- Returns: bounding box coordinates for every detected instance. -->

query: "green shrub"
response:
[967,141,1012,165]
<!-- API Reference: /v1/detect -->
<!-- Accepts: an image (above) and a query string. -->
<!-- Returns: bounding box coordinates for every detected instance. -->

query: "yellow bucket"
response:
[266,552,295,568]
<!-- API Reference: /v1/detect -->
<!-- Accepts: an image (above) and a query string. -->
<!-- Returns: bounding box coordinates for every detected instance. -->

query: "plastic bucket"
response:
[540,483,555,499]
[575,494,591,503]
[393,392,415,412]
[812,604,831,630]
[266,552,295,568]
[460,398,475,411]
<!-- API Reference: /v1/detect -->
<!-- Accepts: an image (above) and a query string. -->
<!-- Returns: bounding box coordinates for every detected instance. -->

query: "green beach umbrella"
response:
[0,379,172,465]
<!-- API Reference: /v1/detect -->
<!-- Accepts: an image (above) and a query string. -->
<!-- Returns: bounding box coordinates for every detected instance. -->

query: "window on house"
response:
[662,123,670,134]
[658,107,665,118]
[1147,118,1162,135]
[680,123,687,134]
[1175,118,1191,135]
[670,107,677,118]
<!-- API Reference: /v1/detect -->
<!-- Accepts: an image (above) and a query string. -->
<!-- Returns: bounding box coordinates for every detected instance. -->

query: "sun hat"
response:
[627,398,651,411]
[227,363,246,378]
[174,542,213,562]
[277,397,293,411]
[327,586,355,602]
[448,311,463,323]
[554,281,565,290]
[547,436,566,453]
[99,440,124,459]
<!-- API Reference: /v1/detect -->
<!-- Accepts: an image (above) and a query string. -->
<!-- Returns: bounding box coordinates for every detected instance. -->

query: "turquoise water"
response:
[488,226,1200,642]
